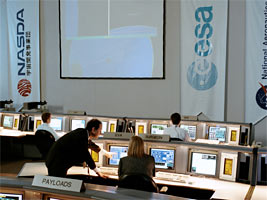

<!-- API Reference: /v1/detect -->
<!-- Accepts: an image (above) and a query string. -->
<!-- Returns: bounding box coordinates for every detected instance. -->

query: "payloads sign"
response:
[16,8,32,97]
[187,6,218,90]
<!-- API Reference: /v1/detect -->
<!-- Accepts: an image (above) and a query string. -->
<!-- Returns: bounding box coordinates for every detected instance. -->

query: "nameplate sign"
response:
[139,134,170,142]
[32,174,83,192]
[104,132,133,139]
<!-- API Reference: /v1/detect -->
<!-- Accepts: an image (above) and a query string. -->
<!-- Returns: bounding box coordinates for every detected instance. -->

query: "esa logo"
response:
[187,6,218,90]
[256,82,267,110]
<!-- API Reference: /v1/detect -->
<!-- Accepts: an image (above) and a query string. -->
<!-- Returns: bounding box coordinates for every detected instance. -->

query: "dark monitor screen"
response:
[150,148,175,169]
[71,119,86,130]
[50,117,63,131]
[108,145,128,166]
[150,124,168,135]
[180,124,197,139]
[0,193,23,200]
[190,151,217,176]
[208,126,227,142]
[2,115,14,129]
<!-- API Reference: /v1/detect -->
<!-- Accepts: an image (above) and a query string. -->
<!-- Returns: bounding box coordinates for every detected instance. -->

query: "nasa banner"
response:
[180,0,228,121]
[6,0,40,105]
[245,0,267,123]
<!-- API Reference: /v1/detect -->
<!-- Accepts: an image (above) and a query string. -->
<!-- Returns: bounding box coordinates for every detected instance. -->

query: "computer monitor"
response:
[2,115,14,129]
[150,124,168,135]
[71,119,86,130]
[208,126,227,142]
[101,121,108,134]
[108,145,128,166]
[189,150,217,176]
[180,124,197,140]
[150,148,175,169]
[50,117,63,131]
[0,193,23,200]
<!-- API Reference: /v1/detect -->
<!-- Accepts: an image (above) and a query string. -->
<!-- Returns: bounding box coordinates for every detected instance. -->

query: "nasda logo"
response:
[256,82,267,110]
[17,79,32,97]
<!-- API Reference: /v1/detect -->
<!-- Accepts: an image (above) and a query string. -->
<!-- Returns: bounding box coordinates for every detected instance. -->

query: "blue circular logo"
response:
[187,59,218,90]
[256,85,267,110]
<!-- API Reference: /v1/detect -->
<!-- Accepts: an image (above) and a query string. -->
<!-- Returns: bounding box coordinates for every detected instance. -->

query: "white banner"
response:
[4,0,40,105]
[180,0,228,121]
[245,0,267,123]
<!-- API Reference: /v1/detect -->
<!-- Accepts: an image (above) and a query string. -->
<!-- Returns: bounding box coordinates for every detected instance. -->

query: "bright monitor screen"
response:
[190,151,217,176]
[50,117,63,131]
[3,115,14,128]
[180,124,197,140]
[59,0,164,79]
[208,126,227,142]
[101,121,108,133]
[71,119,86,130]
[108,145,128,165]
[150,148,175,169]
[150,124,168,134]
[0,193,23,200]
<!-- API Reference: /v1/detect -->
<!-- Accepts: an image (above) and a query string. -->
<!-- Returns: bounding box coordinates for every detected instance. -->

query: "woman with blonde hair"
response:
[118,136,155,179]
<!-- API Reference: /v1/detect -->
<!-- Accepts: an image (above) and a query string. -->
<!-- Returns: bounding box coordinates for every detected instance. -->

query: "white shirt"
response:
[163,125,191,141]
[36,123,60,141]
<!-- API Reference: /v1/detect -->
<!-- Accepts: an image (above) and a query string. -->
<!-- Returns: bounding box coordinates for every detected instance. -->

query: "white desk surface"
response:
[0,129,67,137]
[17,162,267,200]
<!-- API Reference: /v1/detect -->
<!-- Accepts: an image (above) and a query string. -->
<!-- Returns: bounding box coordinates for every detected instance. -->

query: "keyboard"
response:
[99,167,118,176]
[155,171,189,183]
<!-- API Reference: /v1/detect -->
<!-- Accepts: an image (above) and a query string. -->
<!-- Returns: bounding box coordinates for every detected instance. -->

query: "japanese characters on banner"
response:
[245,0,267,123]
[180,0,228,121]
[5,0,40,105]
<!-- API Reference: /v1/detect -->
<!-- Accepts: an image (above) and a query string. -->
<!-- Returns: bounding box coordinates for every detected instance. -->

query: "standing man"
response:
[46,119,112,178]
[163,113,191,141]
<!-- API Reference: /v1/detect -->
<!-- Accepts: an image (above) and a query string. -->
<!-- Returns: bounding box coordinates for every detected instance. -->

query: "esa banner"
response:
[245,0,267,123]
[6,0,40,105]
[180,0,228,121]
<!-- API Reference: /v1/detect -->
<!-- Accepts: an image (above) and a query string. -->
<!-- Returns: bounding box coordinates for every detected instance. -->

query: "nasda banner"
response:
[6,0,40,106]
[245,0,267,123]
[180,0,228,121]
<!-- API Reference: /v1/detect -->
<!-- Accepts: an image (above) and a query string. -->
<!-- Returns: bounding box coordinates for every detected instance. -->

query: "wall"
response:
[40,0,246,121]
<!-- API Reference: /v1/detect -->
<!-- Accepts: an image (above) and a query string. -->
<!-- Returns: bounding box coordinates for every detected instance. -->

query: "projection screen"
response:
[59,0,165,79]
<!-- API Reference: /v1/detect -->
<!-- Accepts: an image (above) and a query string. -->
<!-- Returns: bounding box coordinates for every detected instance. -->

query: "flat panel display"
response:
[190,151,217,176]
[208,126,227,142]
[150,148,175,169]
[101,121,108,133]
[71,119,86,130]
[2,115,14,129]
[150,124,168,135]
[108,145,128,165]
[0,193,23,200]
[180,124,197,139]
[50,117,63,131]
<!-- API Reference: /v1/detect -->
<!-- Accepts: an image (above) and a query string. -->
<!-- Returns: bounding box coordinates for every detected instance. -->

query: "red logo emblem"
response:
[17,79,32,97]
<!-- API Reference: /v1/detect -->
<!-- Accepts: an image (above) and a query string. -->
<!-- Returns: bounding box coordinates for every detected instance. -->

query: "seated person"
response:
[118,136,155,179]
[163,113,191,141]
[36,112,60,141]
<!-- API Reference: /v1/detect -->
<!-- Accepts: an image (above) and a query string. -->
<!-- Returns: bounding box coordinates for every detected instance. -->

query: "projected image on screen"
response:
[190,152,217,176]
[60,0,164,78]
[150,124,167,135]
[208,126,226,142]
[71,119,86,130]
[150,148,175,169]
[50,118,63,131]
[109,145,128,165]
[180,124,197,139]
[3,116,14,128]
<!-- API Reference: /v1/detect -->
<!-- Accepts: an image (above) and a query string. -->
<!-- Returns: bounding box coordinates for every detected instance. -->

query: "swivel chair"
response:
[118,173,159,193]
[35,130,55,159]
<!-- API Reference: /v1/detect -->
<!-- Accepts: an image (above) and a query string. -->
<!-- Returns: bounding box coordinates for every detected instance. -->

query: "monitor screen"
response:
[190,151,217,176]
[0,193,23,200]
[3,115,14,128]
[150,124,168,135]
[71,119,86,130]
[108,145,128,165]
[208,126,227,142]
[180,124,197,140]
[101,121,108,133]
[150,148,175,169]
[50,117,63,131]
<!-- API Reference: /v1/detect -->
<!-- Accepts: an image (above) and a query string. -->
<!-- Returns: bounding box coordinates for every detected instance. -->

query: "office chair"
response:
[118,173,159,193]
[35,130,55,159]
